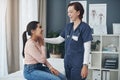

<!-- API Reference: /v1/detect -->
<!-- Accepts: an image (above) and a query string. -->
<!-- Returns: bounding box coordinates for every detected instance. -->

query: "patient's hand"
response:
[50,67,60,76]
[38,37,44,46]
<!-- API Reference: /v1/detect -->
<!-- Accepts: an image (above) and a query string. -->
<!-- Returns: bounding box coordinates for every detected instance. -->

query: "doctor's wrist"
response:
[83,64,88,67]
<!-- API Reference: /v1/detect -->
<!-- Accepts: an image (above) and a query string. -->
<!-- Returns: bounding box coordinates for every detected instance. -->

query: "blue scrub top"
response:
[60,22,93,67]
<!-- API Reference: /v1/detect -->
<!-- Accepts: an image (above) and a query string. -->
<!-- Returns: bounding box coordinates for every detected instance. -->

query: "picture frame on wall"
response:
[89,4,107,34]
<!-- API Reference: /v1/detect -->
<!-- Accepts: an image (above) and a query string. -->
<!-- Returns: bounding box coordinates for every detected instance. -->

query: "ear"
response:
[77,11,80,16]
[31,30,34,34]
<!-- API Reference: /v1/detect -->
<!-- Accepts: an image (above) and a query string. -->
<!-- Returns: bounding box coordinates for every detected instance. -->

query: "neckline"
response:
[72,22,82,31]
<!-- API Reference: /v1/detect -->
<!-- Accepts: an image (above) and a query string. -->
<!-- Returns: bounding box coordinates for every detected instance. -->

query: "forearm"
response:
[44,36,65,44]
[83,41,91,65]
[44,60,53,69]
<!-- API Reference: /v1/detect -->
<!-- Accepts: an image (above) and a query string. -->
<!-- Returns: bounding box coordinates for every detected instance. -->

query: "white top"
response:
[44,36,91,65]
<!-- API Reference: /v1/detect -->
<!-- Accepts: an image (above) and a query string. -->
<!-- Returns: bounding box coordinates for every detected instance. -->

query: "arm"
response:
[44,60,60,75]
[83,41,91,65]
[81,41,91,79]
[44,60,53,69]
[44,36,65,44]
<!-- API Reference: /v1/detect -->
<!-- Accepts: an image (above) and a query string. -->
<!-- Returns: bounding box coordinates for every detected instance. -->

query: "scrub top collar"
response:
[72,21,82,32]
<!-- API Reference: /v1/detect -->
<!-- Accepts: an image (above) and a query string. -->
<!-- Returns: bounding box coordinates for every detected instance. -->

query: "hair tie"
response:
[25,31,30,39]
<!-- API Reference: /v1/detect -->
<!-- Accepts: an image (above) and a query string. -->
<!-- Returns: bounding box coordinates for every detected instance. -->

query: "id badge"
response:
[72,35,78,41]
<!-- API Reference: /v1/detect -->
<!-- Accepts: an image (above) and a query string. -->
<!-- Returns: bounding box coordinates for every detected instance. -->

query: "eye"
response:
[39,26,42,28]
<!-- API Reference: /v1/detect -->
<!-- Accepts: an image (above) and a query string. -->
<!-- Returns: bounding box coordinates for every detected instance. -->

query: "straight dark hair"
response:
[68,2,84,20]
[22,21,39,58]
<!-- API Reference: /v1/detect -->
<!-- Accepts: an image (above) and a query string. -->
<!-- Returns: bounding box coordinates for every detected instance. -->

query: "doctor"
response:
[45,2,93,80]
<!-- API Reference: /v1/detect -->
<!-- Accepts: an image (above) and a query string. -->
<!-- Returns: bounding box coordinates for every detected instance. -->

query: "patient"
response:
[22,21,66,80]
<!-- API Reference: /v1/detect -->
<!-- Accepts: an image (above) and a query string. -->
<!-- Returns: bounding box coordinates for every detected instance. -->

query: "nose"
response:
[68,13,71,18]
[68,13,70,17]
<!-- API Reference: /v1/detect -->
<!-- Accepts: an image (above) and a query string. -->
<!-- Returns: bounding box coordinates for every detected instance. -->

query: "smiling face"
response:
[67,5,80,22]
[67,2,84,21]
[32,23,43,39]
